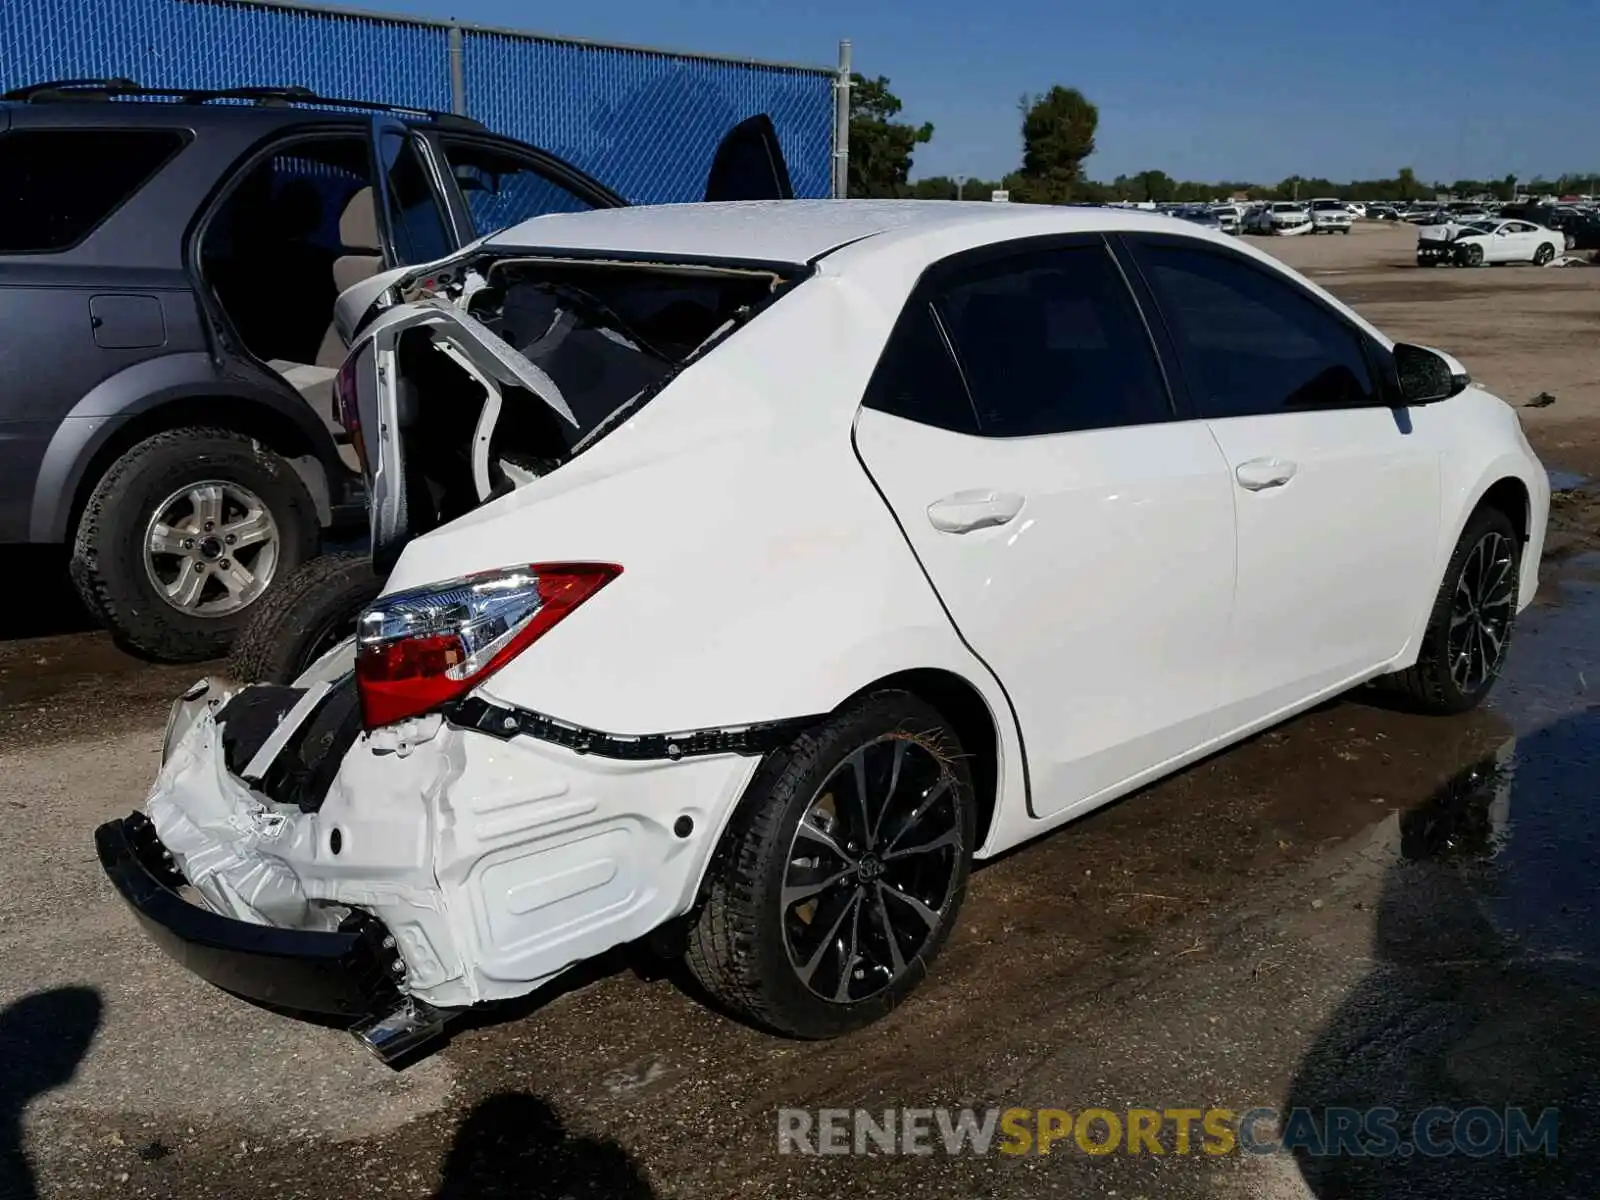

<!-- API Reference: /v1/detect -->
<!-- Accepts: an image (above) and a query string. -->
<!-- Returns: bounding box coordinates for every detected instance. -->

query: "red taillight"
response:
[333,350,368,470]
[355,563,620,729]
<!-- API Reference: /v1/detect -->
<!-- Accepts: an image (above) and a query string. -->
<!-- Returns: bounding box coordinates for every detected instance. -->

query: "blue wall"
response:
[2,0,835,202]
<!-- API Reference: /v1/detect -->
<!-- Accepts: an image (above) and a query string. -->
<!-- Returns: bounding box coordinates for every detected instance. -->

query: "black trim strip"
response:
[447,696,819,760]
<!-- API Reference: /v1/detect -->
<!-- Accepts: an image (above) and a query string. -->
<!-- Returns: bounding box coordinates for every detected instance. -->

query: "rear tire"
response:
[227,552,383,684]
[686,690,975,1039]
[69,429,319,663]
[1533,242,1555,266]
[1377,507,1520,715]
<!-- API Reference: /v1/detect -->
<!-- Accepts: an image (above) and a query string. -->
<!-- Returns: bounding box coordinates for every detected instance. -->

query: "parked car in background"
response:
[1168,205,1223,232]
[1366,204,1401,220]
[98,201,1548,1061]
[0,78,792,661]
[1211,206,1242,234]
[1501,203,1597,251]
[1252,201,1313,235]
[1309,199,1353,234]
[1445,219,1566,267]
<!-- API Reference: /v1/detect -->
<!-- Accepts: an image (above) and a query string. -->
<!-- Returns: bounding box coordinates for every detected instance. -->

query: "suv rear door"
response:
[426,113,794,242]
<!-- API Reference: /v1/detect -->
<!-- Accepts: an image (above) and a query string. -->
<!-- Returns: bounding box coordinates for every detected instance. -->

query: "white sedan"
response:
[97,201,1549,1061]
[1448,219,1566,266]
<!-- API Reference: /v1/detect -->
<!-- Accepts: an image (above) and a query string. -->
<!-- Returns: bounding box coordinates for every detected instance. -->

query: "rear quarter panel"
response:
[383,275,1029,850]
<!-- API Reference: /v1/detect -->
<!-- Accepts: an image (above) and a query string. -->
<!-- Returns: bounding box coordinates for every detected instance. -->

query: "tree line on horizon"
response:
[847,74,1598,205]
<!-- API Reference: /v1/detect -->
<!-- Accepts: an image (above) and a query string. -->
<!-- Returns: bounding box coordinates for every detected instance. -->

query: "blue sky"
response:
[371,0,1597,185]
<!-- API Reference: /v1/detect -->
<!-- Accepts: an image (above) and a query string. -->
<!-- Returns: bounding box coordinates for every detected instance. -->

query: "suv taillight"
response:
[333,349,368,471]
[355,563,620,729]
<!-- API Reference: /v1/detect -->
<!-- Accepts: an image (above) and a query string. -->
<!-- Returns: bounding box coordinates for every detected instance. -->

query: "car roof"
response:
[484,198,1241,267]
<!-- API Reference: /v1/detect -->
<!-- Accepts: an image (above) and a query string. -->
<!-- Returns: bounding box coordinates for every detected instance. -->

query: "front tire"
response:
[686,690,976,1039]
[69,428,318,663]
[1379,507,1520,714]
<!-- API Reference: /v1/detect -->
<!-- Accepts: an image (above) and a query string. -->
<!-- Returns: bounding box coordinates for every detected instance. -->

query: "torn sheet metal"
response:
[147,707,343,932]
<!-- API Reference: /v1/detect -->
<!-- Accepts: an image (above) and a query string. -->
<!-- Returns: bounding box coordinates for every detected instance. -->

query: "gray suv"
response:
[0,79,791,660]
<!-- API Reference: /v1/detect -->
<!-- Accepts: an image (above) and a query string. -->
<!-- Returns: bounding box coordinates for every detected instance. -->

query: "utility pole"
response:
[831,41,852,199]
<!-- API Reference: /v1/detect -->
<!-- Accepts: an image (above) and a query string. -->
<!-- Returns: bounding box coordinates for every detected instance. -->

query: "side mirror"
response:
[1393,343,1469,405]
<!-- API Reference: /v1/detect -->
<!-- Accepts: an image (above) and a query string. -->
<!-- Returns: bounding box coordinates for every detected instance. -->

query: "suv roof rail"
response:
[2,78,486,130]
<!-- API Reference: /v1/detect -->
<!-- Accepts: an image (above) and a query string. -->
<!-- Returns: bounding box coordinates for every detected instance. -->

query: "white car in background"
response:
[1309,199,1353,234]
[1251,201,1313,235]
[1446,219,1566,267]
[96,201,1549,1063]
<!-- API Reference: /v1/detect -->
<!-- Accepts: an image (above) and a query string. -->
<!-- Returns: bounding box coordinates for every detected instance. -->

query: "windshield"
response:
[1272,203,1302,212]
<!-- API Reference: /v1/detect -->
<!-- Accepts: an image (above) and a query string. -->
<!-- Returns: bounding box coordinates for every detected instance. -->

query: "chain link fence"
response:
[2,0,838,202]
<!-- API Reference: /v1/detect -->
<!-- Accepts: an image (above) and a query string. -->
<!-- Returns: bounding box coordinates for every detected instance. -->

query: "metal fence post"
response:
[831,39,851,199]
[447,24,467,115]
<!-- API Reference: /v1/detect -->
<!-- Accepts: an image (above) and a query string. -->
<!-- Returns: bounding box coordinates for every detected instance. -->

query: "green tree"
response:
[1017,86,1098,203]
[1396,166,1418,201]
[1131,169,1176,203]
[847,75,933,199]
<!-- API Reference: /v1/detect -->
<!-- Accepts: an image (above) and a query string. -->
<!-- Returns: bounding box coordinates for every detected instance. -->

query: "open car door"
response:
[702,114,794,202]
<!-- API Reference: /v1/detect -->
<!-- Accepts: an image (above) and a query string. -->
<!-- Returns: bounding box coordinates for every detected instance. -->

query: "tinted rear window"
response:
[0,129,187,253]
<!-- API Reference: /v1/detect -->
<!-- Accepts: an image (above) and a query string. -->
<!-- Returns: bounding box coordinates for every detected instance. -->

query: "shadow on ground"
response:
[0,548,99,641]
[1287,709,1600,1197]
[432,1092,655,1199]
[0,987,102,1200]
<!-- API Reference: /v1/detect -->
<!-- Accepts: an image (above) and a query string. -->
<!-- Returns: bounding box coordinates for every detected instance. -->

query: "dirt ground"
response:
[1,219,1599,1200]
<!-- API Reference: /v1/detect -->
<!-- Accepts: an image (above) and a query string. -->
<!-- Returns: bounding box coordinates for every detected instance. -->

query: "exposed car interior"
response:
[200,137,382,462]
[387,261,784,538]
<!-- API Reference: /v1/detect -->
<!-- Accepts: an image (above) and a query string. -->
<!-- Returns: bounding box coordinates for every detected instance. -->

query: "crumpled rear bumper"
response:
[95,811,403,1017]
[107,678,764,1013]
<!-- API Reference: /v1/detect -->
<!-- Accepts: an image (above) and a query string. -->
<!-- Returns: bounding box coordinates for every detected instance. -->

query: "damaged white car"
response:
[97,201,1549,1063]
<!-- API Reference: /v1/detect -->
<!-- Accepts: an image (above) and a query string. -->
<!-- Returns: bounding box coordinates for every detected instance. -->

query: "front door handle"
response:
[926,489,1026,533]
[1235,457,1298,491]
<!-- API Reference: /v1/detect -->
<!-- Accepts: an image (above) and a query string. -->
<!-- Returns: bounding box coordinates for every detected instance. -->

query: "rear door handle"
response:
[926,489,1026,533]
[1235,457,1298,491]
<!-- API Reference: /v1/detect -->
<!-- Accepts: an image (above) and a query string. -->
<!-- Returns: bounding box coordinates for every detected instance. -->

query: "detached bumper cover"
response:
[95,812,401,1018]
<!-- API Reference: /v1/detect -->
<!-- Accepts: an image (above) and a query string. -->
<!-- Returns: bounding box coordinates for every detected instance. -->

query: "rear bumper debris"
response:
[95,811,403,1018]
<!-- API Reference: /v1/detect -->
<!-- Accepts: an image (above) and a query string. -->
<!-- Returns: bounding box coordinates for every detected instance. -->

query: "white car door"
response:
[1502,221,1539,259]
[854,237,1238,819]
[1126,234,1442,732]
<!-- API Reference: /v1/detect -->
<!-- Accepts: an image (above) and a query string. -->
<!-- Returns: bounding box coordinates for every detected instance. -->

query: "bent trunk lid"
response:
[341,253,804,569]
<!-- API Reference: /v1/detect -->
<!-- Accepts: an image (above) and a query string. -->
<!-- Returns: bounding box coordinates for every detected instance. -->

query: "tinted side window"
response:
[862,302,979,435]
[933,245,1170,436]
[379,132,451,265]
[0,129,186,253]
[440,139,595,236]
[1135,241,1378,418]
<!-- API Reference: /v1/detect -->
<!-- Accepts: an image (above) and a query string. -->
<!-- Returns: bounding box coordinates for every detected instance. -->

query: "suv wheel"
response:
[227,553,383,684]
[70,428,318,662]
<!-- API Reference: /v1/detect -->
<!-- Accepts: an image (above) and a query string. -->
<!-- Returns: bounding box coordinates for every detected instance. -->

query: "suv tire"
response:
[70,428,318,663]
[227,552,383,684]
